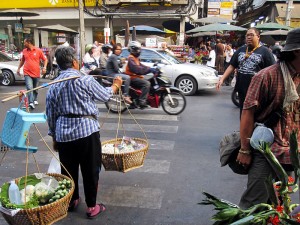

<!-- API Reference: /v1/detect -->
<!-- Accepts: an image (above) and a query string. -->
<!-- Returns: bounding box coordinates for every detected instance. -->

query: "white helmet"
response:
[128,41,142,57]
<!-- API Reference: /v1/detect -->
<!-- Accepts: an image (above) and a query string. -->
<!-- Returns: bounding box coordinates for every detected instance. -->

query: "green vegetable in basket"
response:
[34,182,55,204]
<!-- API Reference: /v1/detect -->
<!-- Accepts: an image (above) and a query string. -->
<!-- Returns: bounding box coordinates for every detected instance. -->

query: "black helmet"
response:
[128,41,142,57]
[102,44,113,54]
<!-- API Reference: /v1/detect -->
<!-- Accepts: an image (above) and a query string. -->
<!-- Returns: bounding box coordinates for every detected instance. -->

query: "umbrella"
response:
[260,29,289,36]
[120,25,165,35]
[194,16,237,24]
[124,20,130,47]
[0,8,39,17]
[255,22,291,30]
[132,26,137,41]
[186,23,246,34]
[162,20,195,32]
[187,31,216,37]
[37,24,78,34]
[260,29,288,41]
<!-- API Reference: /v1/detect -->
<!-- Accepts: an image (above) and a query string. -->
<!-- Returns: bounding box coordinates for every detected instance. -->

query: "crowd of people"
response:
[14,27,300,220]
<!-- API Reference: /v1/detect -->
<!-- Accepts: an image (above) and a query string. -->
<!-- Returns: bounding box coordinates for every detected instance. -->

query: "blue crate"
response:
[0,108,47,153]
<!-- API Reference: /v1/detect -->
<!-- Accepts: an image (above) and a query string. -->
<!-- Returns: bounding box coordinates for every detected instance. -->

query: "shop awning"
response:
[236,4,271,27]
[276,3,300,19]
[0,33,8,40]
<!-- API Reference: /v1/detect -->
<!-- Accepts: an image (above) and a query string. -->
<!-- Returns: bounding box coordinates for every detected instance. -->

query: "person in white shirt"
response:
[81,44,102,75]
[224,44,234,85]
[206,46,216,68]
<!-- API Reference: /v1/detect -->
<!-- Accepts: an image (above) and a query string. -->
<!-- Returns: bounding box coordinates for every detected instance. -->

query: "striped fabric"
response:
[46,68,113,142]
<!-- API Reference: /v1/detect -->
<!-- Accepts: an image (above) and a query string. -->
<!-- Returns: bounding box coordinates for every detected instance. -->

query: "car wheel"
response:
[0,70,15,86]
[175,75,197,96]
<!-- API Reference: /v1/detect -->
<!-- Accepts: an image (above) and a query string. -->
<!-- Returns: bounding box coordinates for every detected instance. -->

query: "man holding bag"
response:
[237,28,300,209]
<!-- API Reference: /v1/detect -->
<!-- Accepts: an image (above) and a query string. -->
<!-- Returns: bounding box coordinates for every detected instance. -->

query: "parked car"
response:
[120,48,219,95]
[0,52,24,86]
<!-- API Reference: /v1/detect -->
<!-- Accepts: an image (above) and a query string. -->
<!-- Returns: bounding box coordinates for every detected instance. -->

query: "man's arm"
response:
[42,57,48,75]
[216,65,235,90]
[17,57,25,76]
[237,107,255,166]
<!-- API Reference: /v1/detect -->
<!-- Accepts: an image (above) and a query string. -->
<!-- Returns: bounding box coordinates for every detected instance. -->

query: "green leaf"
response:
[212,208,241,221]
[229,215,255,225]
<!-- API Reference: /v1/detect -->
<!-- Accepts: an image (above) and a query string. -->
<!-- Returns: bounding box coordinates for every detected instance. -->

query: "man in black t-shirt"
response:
[217,28,275,114]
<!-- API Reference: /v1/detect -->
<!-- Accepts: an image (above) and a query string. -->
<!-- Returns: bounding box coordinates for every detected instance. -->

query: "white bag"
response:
[47,154,61,174]
[231,76,236,87]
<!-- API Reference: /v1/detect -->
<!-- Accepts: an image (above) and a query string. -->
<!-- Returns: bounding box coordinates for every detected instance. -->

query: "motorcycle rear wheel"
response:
[231,90,240,107]
[161,91,186,115]
[105,95,128,113]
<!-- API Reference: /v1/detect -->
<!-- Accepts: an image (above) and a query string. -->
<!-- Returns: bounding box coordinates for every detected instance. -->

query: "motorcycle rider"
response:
[100,44,113,76]
[106,43,132,104]
[125,41,156,108]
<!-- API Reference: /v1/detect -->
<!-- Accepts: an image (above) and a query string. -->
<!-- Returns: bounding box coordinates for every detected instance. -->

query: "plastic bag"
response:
[231,76,236,87]
[47,154,61,174]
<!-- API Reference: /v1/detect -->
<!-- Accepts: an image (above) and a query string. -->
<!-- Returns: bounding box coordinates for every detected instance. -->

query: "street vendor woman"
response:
[237,28,300,209]
[45,45,122,219]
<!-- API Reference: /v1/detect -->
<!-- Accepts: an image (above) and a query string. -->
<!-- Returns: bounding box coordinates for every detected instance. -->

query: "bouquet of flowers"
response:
[200,130,300,224]
[194,50,209,64]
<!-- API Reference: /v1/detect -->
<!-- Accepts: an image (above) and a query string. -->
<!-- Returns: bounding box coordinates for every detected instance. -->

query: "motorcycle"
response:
[230,76,240,107]
[104,67,187,115]
[231,89,240,107]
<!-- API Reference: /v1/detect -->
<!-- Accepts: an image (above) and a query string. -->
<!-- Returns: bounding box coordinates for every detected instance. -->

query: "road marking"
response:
[99,112,178,121]
[99,185,164,209]
[41,136,175,151]
[134,159,170,174]
[101,123,178,133]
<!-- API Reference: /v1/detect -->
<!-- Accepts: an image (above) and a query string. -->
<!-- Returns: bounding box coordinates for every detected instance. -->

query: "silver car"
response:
[0,52,24,86]
[120,48,219,95]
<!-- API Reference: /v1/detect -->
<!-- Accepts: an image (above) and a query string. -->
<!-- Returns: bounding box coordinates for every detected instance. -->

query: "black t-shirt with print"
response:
[230,45,275,95]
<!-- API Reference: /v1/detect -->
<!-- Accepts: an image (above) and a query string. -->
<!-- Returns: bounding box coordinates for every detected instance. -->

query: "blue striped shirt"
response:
[46,68,113,142]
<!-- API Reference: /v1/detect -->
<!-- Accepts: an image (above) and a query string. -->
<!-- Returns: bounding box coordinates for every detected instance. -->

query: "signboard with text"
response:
[15,23,23,33]
[0,0,98,8]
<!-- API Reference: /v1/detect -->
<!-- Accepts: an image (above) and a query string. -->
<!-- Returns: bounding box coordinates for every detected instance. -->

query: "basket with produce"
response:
[102,137,149,172]
[0,173,74,225]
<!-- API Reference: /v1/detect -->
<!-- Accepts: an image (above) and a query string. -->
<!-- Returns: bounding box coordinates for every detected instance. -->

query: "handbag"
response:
[219,131,249,175]
[219,108,282,175]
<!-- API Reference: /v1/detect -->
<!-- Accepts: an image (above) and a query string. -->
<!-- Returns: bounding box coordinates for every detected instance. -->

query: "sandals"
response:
[86,203,106,219]
[68,197,81,212]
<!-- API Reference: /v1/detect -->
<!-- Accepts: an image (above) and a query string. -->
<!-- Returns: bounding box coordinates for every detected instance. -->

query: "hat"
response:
[282,28,300,52]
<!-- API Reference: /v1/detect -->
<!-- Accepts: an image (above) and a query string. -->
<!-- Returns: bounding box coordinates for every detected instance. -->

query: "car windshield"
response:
[120,49,183,65]
[156,50,183,64]
[0,52,14,62]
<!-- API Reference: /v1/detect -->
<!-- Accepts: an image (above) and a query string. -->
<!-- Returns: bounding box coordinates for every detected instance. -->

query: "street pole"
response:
[78,0,85,65]
[285,0,294,27]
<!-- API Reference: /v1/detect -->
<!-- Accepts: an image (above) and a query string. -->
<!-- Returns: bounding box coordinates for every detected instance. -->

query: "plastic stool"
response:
[0,108,47,153]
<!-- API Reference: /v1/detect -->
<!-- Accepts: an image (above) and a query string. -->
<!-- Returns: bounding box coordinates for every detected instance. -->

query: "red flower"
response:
[288,176,294,184]
[268,215,281,225]
[276,205,284,213]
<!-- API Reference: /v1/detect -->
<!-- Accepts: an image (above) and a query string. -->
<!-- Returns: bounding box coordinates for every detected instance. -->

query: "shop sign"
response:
[23,28,31,34]
[208,2,221,8]
[104,28,110,44]
[220,8,233,15]
[0,0,97,9]
[146,38,157,48]
[221,2,233,8]
[15,23,23,33]
[208,8,220,15]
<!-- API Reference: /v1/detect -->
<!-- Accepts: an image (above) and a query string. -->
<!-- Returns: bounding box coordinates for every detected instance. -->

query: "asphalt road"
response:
[0,81,247,225]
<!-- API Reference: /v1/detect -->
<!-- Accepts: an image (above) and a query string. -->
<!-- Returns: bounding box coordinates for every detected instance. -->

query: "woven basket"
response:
[102,138,149,172]
[1,173,74,225]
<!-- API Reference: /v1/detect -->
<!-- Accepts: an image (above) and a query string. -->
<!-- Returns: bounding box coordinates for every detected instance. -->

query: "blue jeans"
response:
[25,75,39,103]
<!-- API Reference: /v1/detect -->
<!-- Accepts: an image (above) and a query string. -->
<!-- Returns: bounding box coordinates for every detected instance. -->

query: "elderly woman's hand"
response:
[112,76,123,93]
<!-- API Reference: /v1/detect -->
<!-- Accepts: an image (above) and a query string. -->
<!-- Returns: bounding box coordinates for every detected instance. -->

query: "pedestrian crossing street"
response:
[0,103,181,212]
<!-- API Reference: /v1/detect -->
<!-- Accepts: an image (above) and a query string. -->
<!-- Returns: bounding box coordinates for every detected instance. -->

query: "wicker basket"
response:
[1,173,74,225]
[102,138,149,172]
